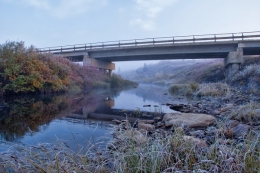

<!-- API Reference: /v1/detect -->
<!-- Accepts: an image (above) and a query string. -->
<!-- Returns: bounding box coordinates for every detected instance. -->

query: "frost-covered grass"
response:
[230,102,260,124]
[1,125,259,173]
[231,64,260,94]
[196,82,231,97]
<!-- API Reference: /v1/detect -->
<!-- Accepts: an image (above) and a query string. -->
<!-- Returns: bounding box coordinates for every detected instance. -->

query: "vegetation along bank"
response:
[0,41,137,96]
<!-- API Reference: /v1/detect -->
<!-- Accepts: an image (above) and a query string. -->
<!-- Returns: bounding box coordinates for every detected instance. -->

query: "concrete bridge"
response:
[39,31,260,78]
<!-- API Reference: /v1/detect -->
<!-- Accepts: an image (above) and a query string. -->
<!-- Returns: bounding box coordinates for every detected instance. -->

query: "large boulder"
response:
[163,112,216,128]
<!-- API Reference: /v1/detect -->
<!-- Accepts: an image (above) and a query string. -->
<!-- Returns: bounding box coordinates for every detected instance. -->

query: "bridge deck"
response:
[39,31,260,62]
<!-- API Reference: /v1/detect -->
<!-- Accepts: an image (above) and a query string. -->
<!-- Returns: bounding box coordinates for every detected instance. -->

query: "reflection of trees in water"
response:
[0,95,70,141]
[0,89,119,142]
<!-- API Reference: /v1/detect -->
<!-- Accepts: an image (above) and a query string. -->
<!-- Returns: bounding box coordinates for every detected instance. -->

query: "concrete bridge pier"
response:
[83,54,115,76]
[224,49,244,79]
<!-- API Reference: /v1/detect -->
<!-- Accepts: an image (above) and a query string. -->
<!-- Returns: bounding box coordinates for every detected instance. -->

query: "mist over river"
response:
[0,84,189,152]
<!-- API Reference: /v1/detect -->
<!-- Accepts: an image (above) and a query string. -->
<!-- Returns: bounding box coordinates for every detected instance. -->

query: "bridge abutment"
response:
[224,49,244,79]
[83,54,115,76]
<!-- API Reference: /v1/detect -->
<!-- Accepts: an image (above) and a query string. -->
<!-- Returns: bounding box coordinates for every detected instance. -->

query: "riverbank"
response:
[0,86,259,172]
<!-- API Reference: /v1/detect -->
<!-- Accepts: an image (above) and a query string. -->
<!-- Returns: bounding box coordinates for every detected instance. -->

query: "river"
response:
[0,84,189,152]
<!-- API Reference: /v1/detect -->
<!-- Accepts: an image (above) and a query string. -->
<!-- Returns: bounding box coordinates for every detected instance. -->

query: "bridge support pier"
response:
[224,49,244,79]
[83,55,115,76]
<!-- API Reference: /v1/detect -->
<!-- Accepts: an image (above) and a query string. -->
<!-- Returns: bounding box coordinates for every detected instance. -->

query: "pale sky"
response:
[1,0,260,71]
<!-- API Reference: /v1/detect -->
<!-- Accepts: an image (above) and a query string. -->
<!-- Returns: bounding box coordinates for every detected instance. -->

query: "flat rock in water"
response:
[163,112,216,128]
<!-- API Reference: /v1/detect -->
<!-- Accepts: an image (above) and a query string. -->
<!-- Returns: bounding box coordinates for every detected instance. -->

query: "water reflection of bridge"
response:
[67,97,154,122]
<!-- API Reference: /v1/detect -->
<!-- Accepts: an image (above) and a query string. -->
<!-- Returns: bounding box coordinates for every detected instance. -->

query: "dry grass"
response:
[231,64,260,94]
[1,124,259,173]
[196,82,230,98]
[169,82,199,96]
[230,102,260,124]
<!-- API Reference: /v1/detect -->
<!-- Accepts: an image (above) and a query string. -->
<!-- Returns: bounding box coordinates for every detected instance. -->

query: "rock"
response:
[220,104,234,112]
[138,120,154,124]
[143,105,151,107]
[255,109,260,115]
[155,122,164,128]
[225,120,239,128]
[169,104,185,111]
[211,110,221,116]
[142,113,152,117]
[116,130,147,144]
[183,136,207,147]
[206,126,218,134]
[166,103,172,106]
[138,122,155,131]
[153,116,162,122]
[189,130,205,138]
[163,112,216,128]
[112,119,122,124]
[232,124,251,138]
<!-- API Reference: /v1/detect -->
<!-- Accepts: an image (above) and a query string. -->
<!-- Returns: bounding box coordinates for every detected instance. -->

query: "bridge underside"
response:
[53,40,260,78]
[93,52,229,61]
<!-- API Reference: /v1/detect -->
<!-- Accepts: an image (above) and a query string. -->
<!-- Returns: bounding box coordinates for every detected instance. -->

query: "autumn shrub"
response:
[0,41,138,95]
[0,41,81,94]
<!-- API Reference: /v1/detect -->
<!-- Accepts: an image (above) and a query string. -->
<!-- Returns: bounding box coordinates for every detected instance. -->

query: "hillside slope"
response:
[120,59,225,84]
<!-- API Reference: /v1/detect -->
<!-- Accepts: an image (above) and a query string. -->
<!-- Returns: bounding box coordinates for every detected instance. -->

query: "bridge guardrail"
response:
[39,31,260,53]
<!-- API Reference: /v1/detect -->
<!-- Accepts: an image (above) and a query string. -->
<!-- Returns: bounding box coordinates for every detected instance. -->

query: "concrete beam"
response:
[89,43,238,61]
[83,55,115,70]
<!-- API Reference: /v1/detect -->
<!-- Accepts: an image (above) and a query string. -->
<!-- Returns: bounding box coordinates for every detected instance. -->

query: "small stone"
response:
[138,120,154,124]
[183,136,207,147]
[206,126,218,134]
[220,104,234,112]
[153,116,162,122]
[116,130,147,144]
[190,130,205,138]
[138,122,155,131]
[226,120,239,128]
[211,110,221,116]
[232,124,251,138]
[143,105,151,107]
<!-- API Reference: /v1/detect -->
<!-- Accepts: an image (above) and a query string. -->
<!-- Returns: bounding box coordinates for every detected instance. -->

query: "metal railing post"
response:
[232,33,234,41]
[135,40,137,46]
[119,41,121,47]
[214,34,216,42]
[153,38,155,45]
[74,45,75,51]
[193,36,195,43]
[102,42,104,48]
[242,33,244,40]
[90,44,92,49]
[85,44,86,50]
[61,47,62,52]
[173,37,174,44]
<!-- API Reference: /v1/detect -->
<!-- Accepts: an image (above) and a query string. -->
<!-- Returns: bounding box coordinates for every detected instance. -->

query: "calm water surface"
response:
[0,84,189,152]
